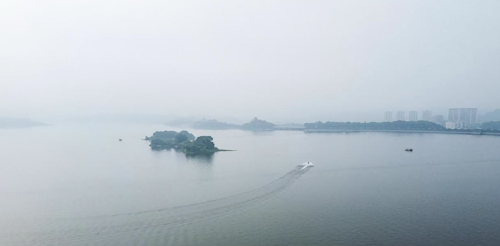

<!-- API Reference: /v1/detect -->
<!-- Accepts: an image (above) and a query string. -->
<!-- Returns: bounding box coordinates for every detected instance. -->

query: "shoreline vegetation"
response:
[145,130,233,155]
[303,129,500,136]
[176,118,500,137]
[303,121,500,136]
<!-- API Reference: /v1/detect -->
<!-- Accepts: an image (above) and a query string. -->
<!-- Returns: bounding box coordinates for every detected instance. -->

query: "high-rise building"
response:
[396,111,406,121]
[447,108,478,128]
[422,110,432,121]
[409,111,418,121]
[448,108,460,122]
[384,111,393,122]
[459,108,477,125]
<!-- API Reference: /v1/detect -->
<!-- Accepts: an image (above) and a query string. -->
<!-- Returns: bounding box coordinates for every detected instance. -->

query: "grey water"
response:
[1,124,500,246]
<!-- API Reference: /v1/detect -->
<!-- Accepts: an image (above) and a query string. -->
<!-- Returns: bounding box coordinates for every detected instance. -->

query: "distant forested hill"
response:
[192,119,240,130]
[241,118,275,130]
[191,117,276,130]
[480,109,500,123]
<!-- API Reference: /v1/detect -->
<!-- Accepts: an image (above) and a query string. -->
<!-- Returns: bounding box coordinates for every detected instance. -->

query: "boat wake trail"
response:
[0,164,313,246]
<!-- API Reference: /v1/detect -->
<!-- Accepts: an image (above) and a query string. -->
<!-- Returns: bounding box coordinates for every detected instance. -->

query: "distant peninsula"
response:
[0,117,46,128]
[193,119,240,130]
[145,130,230,155]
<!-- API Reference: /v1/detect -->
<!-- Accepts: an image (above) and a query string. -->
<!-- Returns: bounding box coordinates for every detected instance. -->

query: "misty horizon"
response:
[2,1,499,123]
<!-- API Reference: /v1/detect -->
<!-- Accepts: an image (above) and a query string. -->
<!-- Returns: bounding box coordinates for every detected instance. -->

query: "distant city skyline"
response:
[383,107,480,129]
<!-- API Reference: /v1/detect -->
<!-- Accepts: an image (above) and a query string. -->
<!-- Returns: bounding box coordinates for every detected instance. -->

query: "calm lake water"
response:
[1,123,500,246]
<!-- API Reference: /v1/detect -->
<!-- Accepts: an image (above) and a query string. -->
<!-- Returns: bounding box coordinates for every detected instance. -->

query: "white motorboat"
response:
[298,162,314,169]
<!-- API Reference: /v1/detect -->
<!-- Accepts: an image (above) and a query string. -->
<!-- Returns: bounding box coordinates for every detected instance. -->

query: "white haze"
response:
[1,0,499,123]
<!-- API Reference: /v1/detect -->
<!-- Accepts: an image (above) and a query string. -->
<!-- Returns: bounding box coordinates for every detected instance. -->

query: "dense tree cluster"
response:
[183,136,217,155]
[146,130,219,155]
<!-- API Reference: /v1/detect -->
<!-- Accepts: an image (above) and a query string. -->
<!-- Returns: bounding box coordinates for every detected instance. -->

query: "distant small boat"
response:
[119,139,122,141]
[405,148,413,152]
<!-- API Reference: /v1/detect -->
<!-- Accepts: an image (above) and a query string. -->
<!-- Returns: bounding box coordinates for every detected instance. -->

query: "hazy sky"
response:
[1,0,499,123]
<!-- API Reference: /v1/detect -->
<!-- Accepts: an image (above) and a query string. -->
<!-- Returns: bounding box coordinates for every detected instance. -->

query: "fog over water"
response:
[1,1,500,123]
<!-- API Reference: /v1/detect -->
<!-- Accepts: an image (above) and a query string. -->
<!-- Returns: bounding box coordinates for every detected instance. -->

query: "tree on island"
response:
[183,136,218,155]
[146,130,227,155]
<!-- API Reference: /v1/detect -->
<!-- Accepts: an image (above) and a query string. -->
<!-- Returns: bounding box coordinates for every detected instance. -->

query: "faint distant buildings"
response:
[408,111,418,121]
[384,110,419,121]
[446,108,478,129]
[448,108,460,122]
[384,111,393,122]
[422,110,432,121]
[461,108,478,125]
[396,111,406,121]
[384,110,444,123]
[432,115,445,125]
[383,108,479,128]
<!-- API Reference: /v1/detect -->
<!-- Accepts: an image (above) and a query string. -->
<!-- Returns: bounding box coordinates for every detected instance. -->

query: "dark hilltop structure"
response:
[240,117,275,130]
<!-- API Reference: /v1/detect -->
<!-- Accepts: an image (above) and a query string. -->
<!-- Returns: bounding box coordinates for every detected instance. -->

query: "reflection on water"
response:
[185,153,214,164]
[2,124,500,246]
[149,146,215,164]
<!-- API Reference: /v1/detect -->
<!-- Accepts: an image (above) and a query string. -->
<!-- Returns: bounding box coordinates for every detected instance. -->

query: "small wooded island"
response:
[145,130,229,155]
